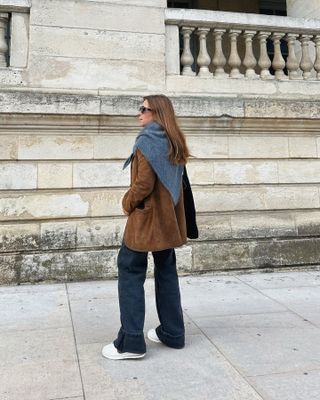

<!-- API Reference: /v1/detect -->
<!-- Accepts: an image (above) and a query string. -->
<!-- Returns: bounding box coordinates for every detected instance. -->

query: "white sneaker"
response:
[102,343,145,360]
[147,328,162,343]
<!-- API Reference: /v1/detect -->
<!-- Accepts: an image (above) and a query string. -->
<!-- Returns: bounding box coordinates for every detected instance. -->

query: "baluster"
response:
[257,31,273,79]
[0,13,9,68]
[228,29,242,78]
[313,35,320,80]
[181,26,195,76]
[285,33,300,80]
[299,34,313,80]
[243,30,258,79]
[196,28,211,77]
[271,32,287,80]
[212,29,227,78]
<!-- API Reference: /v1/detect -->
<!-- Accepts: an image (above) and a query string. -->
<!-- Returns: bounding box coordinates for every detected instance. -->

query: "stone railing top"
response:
[165,8,320,34]
[0,0,31,12]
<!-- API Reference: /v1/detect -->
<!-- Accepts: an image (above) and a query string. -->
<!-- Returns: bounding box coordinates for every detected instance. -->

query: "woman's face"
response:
[138,100,154,127]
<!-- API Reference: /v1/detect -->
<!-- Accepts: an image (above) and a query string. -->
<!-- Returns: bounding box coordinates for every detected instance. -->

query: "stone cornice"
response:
[0,0,31,12]
[0,90,320,120]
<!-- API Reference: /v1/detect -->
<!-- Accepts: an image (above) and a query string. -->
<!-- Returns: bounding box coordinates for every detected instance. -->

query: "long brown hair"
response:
[144,95,190,165]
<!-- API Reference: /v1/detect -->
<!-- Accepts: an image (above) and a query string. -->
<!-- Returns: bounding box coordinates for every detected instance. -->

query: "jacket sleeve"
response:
[122,149,156,214]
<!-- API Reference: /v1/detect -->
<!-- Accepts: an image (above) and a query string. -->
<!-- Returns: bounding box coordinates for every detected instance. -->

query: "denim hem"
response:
[156,325,185,349]
[113,327,146,354]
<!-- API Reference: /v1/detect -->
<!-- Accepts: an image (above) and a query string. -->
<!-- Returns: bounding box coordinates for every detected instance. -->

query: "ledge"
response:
[0,89,320,119]
[165,8,320,34]
[0,0,30,12]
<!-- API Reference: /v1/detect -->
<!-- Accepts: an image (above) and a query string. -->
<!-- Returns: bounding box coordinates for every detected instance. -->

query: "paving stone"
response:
[247,370,320,400]
[179,275,286,318]
[200,312,320,376]
[237,270,320,289]
[0,285,70,331]
[77,336,263,400]
[261,286,320,327]
[0,327,82,400]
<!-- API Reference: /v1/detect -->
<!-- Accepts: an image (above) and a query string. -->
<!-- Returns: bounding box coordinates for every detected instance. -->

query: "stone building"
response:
[0,0,320,284]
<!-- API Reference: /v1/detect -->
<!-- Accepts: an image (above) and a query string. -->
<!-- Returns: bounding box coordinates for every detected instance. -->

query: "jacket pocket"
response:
[135,196,152,212]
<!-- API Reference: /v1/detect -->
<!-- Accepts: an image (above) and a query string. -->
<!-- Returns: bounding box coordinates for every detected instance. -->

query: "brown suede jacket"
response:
[122,149,187,252]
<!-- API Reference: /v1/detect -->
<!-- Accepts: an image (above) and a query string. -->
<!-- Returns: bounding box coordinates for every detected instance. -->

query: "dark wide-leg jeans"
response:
[113,243,185,354]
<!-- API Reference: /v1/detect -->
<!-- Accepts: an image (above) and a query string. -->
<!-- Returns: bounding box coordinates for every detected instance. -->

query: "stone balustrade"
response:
[165,9,320,81]
[0,13,9,67]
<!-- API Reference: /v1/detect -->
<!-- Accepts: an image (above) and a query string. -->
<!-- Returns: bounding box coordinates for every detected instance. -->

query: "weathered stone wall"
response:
[1,0,167,92]
[0,1,320,284]
[1,93,320,284]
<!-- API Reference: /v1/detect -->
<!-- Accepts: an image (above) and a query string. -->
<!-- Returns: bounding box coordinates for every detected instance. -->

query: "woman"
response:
[102,94,190,360]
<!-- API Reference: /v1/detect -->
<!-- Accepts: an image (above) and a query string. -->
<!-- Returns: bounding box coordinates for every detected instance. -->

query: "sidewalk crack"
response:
[65,283,86,400]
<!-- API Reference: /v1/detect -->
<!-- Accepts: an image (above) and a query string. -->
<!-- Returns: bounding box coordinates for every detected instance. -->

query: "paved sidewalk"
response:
[1,268,320,400]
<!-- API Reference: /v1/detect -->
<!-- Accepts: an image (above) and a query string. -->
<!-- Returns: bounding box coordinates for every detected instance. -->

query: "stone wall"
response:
[1,0,167,92]
[1,93,320,284]
[0,1,320,284]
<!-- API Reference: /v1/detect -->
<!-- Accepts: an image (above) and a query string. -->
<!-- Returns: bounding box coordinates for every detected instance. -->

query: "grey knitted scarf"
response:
[123,122,183,206]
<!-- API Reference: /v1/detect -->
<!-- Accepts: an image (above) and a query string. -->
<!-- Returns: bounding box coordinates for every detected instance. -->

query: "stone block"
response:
[94,135,135,159]
[0,91,101,115]
[214,161,278,184]
[73,162,129,188]
[193,187,265,213]
[0,254,19,284]
[0,163,37,189]
[18,136,94,160]
[38,163,72,189]
[171,96,244,118]
[277,80,320,96]
[76,218,125,248]
[146,245,193,276]
[82,189,125,217]
[0,1,30,12]
[316,137,320,157]
[264,186,320,210]
[288,137,318,158]
[0,223,40,252]
[187,160,214,184]
[26,56,165,91]
[245,99,320,119]
[30,26,164,62]
[187,136,229,159]
[0,68,24,86]
[0,136,18,160]
[176,245,193,274]
[196,214,232,240]
[40,221,77,250]
[278,160,320,183]
[10,12,29,68]
[20,249,118,283]
[231,212,296,239]
[287,0,320,18]
[30,1,165,34]
[166,75,277,97]
[295,211,320,236]
[250,238,320,268]
[0,192,90,221]
[229,136,289,158]
[193,242,254,271]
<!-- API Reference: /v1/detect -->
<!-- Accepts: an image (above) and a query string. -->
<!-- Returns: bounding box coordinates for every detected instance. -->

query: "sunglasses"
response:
[138,106,152,114]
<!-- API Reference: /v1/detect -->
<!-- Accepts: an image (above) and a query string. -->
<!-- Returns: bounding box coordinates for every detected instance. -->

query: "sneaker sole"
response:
[102,350,146,360]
